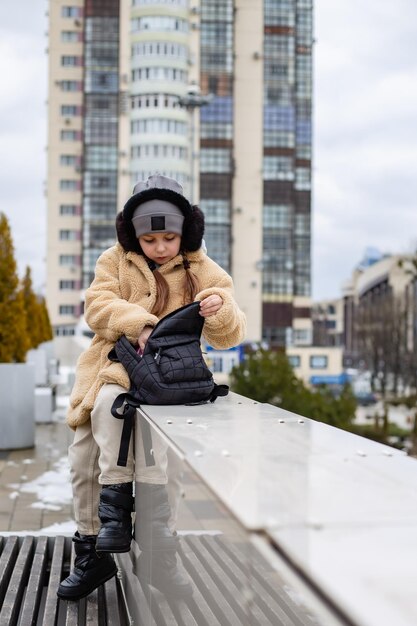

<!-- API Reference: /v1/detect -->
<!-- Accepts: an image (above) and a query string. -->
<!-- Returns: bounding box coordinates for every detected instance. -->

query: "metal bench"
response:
[0,533,325,626]
[117,534,321,626]
[0,535,129,626]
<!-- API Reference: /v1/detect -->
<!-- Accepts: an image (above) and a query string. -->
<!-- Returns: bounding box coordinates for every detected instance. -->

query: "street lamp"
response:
[178,84,212,204]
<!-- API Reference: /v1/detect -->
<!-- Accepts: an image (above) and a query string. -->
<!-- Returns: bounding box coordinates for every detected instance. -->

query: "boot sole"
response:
[57,565,118,601]
[95,541,131,553]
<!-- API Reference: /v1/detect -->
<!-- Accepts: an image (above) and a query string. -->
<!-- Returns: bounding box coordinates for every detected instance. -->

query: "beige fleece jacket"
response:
[67,244,246,428]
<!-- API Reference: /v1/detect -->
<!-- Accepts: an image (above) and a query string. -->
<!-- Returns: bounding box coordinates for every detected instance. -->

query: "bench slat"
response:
[212,535,299,625]
[166,597,199,626]
[116,551,158,626]
[0,536,19,611]
[177,540,226,626]
[64,541,80,626]
[217,536,317,626]
[0,535,34,626]
[86,588,99,623]
[43,535,66,626]
[104,575,122,626]
[181,536,242,626]
[199,535,274,626]
[19,536,48,625]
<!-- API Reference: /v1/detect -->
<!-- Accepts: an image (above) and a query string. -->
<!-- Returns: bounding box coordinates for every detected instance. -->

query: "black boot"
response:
[57,532,117,600]
[95,482,134,553]
[136,483,193,599]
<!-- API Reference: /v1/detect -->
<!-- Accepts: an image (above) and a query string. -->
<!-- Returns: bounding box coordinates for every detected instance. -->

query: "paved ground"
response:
[0,337,236,537]
[0,402,235,537]
[0,413,75,534]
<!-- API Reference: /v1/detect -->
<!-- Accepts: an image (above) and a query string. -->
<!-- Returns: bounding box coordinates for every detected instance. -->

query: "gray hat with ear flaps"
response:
[123,173,192,226]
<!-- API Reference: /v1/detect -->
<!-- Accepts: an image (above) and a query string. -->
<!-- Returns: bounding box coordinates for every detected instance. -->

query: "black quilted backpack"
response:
[108,301,229,465]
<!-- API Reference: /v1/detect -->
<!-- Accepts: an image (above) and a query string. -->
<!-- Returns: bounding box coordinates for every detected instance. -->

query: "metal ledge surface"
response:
[137,392,417,626]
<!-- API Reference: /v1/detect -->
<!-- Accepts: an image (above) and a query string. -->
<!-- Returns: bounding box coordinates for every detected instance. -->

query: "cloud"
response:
[0,5,47,293]
[313,0,417,299]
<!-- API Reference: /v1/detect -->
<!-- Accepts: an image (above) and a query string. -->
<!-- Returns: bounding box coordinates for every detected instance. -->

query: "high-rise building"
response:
[46,0,313,346]
[46,0,130,336]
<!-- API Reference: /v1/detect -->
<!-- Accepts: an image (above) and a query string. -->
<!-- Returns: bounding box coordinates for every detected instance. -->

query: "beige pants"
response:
[69,384,168,535]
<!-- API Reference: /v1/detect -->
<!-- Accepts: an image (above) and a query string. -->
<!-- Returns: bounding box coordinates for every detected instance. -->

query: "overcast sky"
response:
[1,1,417,300]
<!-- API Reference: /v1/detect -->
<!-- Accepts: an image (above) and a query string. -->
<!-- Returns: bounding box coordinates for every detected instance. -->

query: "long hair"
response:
[151,253,200,317]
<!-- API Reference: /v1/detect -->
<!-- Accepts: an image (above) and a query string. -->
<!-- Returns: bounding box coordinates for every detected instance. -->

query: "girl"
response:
[57,174,246,600]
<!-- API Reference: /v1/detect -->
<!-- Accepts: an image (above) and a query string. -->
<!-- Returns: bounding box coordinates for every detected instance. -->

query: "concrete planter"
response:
[0,363,35,450]
[35,387,53,423]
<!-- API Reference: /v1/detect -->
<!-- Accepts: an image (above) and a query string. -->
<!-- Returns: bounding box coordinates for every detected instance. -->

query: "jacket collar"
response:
[124,246,206,274]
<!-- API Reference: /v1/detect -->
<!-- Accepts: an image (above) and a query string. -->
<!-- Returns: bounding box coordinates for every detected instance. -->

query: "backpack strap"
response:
[209,384,229,402]
[111,392,155,468]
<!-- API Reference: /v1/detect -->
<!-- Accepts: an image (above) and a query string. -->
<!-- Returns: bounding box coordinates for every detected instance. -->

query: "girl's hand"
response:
[199,295,223,318]
[138,325,153,351]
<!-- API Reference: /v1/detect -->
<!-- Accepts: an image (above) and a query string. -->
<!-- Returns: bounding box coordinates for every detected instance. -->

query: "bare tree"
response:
[354,290,409,398]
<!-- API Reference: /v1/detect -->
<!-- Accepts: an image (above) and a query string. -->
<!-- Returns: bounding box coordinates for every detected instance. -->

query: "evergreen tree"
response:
[38,296,53,343]
[21,266,42,349]
[0,213,30,362]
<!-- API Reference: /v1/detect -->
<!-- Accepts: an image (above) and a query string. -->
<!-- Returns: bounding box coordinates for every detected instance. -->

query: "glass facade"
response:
[129,0,190,191]
[262,0,313,346]
[199,0,234,273]
[82,0,120,289]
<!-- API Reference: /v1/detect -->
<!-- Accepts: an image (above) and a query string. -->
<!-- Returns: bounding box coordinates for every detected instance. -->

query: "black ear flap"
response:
[116,212,142,253]
[182,205,205,252]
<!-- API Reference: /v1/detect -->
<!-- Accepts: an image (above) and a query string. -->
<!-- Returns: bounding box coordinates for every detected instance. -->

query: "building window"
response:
[59,305,76,315]
[133,0,187,5]
[130,144,187,160]
[310,355,328,369]
[60,130,81,141]
[294,328,312,345]
[200,123,233,140]
[262,326,288,346]
[61,55,81,67]
[60,179,79,191]
[60,80,81,92]
[295,167,311,190]
[55,325,76,336]
[263,156,294,180]
[131,119,187,135]
[295,214,310,236]
[131,16,188,33]
[199,199,230,225]
[59,205,77,216]
[59,280,76,290]
[61,105,79,116]
[131,67,188,83]
[59,230,78,241]
[263,205,291,228]
[200,148,231,173]
[61,31,81,42]
[60,155,77,166]
[131,41,188,59]
[59,254,78,265]
[264,130,295,148]
[288,355,301,368]
[61,6,82,17]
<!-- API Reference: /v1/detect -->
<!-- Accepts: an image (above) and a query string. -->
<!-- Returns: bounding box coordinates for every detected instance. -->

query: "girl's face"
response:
[139,232,181,265]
